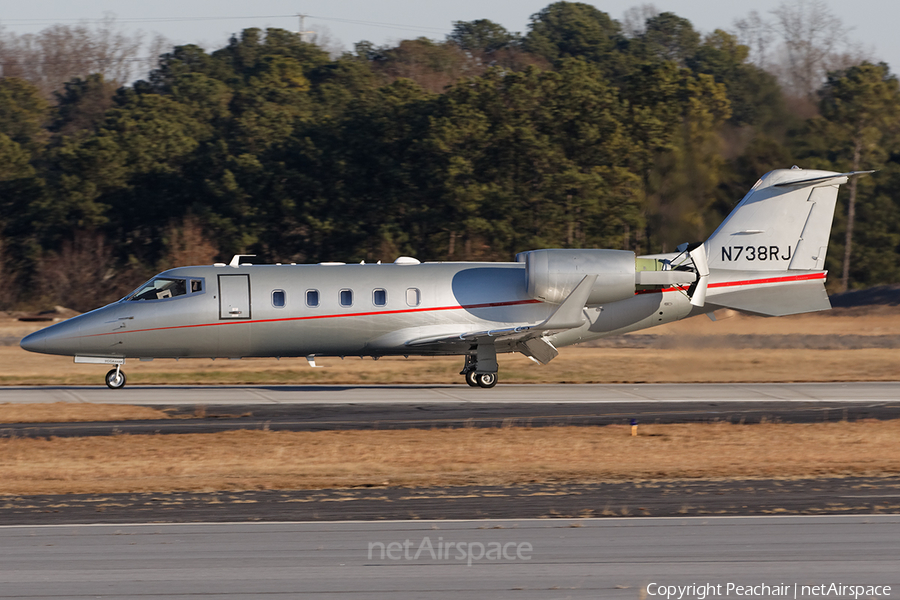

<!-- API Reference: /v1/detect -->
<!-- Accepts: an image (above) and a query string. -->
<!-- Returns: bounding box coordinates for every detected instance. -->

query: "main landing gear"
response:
[461,353,498,389]
[105,366,127,389]
[465,370,497,388]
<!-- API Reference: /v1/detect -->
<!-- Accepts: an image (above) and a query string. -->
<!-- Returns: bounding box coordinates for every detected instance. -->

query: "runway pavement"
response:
[4,478,900,525]
[3,381,900,404]
[0,516,897,599]
[3,382,899,437]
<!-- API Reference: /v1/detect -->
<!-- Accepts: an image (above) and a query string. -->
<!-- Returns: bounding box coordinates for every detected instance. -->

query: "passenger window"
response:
[340,289,353,307]
[191,280,203,293]
[272,290,286,308]
[406,288,420,307]
[128,278,187,301]
[373,289,386,306]
[306,289,319,307]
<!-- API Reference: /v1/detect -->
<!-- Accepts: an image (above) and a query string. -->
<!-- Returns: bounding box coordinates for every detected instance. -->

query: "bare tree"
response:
[733,10,774,70]
[0,16,145,97]
[768,0,872,98]
[35,232,126,312]
[143,33,171,76]
[621,4,661,38]
[306,26,346,59]
[0,238,20,311]
[159,215,219,270]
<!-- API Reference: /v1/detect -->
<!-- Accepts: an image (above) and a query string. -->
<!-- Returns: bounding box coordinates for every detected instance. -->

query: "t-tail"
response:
[689,167,873,316]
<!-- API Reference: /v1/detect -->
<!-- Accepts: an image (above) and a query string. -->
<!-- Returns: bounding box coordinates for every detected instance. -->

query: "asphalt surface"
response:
[4,382,900,404]
[3,478,900,526]
[3,399,900,437]
[1,516,897,599]
[2,382,900,437]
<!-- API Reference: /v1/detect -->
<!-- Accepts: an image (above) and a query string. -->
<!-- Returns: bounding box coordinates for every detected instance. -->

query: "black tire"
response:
[476,372,497,389]
[105,368,126,389]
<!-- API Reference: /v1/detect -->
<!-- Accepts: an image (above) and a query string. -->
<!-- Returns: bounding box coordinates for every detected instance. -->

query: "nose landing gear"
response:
[105,366,127,389]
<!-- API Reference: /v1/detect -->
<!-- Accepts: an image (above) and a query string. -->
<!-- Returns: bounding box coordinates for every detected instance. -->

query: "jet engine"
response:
[516,249,636,305]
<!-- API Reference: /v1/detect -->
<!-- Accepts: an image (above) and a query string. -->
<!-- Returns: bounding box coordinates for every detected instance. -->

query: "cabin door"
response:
[218,274,252,320]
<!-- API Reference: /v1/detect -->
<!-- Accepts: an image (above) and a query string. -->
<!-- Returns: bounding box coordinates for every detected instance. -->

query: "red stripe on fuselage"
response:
[634,271,826,295]
[79,298,543,339]
[79,271,826,339]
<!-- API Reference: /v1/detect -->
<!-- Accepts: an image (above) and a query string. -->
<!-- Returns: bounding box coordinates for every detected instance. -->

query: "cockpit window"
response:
[128,278,188,301]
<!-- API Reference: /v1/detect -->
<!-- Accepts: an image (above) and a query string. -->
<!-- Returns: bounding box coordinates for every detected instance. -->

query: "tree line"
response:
[1,1,898,312]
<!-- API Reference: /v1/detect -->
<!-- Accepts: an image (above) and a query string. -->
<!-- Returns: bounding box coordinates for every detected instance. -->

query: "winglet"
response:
[539,274,597,330]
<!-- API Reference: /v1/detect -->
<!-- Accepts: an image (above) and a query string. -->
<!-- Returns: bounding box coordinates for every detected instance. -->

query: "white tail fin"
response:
[705,168,872,272]
[697,168,872,316]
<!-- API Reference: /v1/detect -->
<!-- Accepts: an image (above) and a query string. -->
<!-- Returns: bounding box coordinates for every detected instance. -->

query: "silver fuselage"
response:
[21,260,707,360]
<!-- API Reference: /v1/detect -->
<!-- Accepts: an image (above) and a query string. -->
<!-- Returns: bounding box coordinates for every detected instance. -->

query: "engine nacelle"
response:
[516,249,636,305]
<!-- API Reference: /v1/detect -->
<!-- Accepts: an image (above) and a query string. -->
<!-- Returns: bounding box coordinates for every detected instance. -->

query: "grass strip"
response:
[0,403,171,424]
[1,420,898,495]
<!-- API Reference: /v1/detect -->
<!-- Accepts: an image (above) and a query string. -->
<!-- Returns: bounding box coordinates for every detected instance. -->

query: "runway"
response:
[3,382,899,437]
[4,478,900,525]
[0,516,897,599]
[3,381,900,404]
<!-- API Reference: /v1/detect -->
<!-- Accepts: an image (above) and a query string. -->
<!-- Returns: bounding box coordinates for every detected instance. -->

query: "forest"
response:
[0,1,898,312]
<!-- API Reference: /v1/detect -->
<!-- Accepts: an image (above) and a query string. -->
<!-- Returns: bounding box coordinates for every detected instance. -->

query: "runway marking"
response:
[57,389,87,404]
[245,388,280,403]
[426,388,474,402]
[3,383,900,405]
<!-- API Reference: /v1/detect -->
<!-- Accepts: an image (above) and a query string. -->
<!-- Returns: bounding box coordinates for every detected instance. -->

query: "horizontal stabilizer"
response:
[707,279,831,316]
[773,170,875,187]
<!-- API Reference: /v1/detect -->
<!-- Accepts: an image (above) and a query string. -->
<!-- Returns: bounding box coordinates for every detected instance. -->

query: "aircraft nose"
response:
[20,330,47,353]
[19,317,83,356]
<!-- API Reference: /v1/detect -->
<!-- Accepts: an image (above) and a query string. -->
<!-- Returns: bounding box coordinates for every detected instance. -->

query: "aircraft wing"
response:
[404,274,597,363]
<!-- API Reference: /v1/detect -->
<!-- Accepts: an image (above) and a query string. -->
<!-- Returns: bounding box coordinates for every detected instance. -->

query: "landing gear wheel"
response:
[105,368,127,389]
[476,372,497,389]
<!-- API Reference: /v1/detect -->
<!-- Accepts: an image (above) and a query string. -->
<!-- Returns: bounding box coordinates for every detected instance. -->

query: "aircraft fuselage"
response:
[23,261,693,361]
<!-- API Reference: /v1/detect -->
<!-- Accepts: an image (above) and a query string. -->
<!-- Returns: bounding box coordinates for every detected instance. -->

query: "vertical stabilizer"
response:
[705,169,867,272]
[700,168,872,316]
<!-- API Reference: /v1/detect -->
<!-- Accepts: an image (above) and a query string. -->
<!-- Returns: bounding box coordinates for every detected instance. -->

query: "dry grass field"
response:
[2,306,899,385]
[0,403,171,424]
[1,421,898,495]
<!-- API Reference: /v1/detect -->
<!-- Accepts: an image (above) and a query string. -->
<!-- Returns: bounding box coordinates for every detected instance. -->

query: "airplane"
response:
[20,167,871,389]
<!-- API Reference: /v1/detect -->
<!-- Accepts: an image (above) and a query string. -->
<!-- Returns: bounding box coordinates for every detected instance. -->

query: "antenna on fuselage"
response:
[229,254,256,267]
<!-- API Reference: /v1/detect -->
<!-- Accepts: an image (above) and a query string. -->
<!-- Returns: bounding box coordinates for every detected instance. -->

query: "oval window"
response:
[306,289,319,307]
[272,290,286,308]
[373,289,387,306]
[406,288,420,307]
[340,289,353,307]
